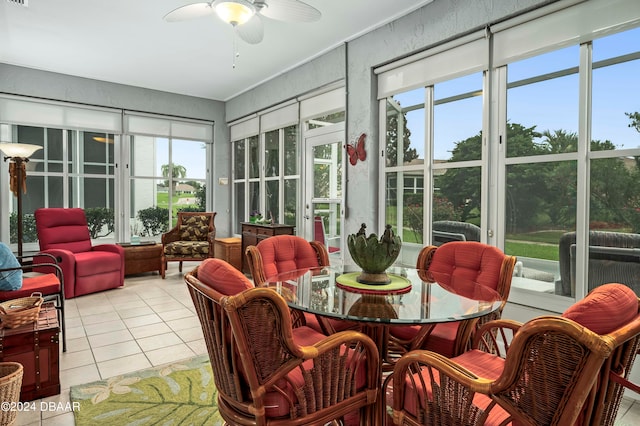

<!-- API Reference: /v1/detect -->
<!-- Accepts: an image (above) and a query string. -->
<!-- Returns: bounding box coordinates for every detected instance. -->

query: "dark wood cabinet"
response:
[241,222,295,273]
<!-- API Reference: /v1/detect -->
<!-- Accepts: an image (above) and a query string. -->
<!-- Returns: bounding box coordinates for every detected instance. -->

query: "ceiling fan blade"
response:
[236,15,264,44]
[163,2,215,22]
[258,0,321,23]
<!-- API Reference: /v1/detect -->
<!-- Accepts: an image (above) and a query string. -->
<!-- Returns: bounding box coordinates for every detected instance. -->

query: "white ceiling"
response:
[0,0,433,101]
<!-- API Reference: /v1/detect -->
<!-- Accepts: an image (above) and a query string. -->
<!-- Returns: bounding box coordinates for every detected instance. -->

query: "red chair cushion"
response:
[562,283,638,334]
[257,236,321,279]
[198,258,253,295]
[421,322,460,358]
[0,273,61,300]
[428,242,505,291]
[75,251,122,277]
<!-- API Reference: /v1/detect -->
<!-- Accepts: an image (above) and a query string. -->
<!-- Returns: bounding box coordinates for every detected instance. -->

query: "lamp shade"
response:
[0,143,42,159]
[213,0,255,26]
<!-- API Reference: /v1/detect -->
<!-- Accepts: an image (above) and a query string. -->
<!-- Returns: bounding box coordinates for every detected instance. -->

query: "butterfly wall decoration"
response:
[347,133,367,166]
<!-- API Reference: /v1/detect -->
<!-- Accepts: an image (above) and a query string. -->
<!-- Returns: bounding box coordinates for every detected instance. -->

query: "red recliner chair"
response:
[34,208,124,299]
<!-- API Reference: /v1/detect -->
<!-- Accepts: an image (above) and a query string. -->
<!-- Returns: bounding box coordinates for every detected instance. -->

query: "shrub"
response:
[85,207,115,239]
[10,213,37,244]
[137,206,169,237]
[178,206,204,213]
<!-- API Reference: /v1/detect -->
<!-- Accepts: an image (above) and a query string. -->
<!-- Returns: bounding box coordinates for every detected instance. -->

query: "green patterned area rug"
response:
[70,354,224,426]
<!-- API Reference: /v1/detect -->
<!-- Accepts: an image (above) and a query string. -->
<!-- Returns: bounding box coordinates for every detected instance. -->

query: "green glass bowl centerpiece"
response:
[347,224,402,284]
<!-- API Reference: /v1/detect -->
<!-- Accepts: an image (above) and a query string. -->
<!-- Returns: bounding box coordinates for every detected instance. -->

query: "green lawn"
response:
[505,240,559,261]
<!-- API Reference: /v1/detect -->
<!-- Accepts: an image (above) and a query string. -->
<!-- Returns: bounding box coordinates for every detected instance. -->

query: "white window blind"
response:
[0,95,122,132]
[259,102,298,133]
[376,33,488,99]
[229,116,259,141]
[124,113,213,141]
[492,0,640,67]
[300,87,345,120]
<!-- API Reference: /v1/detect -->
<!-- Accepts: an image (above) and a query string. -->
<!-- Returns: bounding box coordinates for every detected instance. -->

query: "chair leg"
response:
[179,261,183,273]
[45,293,66,352]
[57,294,66,352]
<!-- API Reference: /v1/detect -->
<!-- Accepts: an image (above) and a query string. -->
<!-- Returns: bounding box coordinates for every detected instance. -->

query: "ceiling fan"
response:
[164,0,321,45]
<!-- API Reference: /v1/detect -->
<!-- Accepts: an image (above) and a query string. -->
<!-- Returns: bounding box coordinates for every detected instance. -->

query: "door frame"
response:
[302,122,345,261]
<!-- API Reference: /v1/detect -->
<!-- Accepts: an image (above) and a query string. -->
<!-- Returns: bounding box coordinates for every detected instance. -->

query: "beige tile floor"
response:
[15,261,207,426]
[12,261,640,425]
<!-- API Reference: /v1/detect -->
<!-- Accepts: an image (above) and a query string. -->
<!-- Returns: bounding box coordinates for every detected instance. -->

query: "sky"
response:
[393,27,640,161]
[155,138,207,180]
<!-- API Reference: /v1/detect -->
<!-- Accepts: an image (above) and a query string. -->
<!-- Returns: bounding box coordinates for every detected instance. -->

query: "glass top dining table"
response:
[265,265,503,426]
[264,265,503,326]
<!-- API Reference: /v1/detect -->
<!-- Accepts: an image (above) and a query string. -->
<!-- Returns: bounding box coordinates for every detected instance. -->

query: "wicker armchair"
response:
[557,231,640,297]
[390,283,640,426]
[245,234,354,334]
[185,261,380,426]
[161,211,216,278]
[389,242,516,358]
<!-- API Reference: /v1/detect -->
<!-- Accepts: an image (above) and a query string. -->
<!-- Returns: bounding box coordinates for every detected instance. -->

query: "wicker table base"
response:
[119,243,163,276]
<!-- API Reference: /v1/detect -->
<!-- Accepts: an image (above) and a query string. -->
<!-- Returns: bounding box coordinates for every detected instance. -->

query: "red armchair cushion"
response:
[257,235,321,280]
[563,283,638,334]
[198,258,253,295]
[75,251,122,277]
[0,273,60,300]
[428,242,504,291]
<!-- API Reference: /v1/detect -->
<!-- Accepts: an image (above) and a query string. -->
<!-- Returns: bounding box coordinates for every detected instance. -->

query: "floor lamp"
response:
[0,143,43,257]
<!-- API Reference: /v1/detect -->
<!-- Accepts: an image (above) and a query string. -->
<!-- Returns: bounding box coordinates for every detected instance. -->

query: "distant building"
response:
[175,183,194,194]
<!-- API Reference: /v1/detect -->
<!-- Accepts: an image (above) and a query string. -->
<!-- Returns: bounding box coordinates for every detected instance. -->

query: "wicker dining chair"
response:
[185,261,380,426]
[388,242,516,358]
[245,234,355,334]
[390,283,640,426]
[245,234,329,287]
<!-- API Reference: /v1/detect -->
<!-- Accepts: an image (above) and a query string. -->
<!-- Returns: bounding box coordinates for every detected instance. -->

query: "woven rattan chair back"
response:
[223,287,380,426]
[184,266,250,422]
[580,304,640,425]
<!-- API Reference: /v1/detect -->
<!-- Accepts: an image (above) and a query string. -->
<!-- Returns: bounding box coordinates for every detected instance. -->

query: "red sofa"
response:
[34,208,124,299]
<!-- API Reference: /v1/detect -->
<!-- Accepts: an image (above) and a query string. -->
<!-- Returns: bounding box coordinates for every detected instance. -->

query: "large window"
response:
[232,124,299,232]
[379,3,640,309]
[504,46,580,296]
[383,71,484,261]
[0,104,213,251]
[129,136,207,240]
[2,124,117,250]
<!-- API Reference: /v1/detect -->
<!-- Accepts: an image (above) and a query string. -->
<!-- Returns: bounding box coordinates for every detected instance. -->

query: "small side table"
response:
[214,238,242,271]
[118,242,163,276]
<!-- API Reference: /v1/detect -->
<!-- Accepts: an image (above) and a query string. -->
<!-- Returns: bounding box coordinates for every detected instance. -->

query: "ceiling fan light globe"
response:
[214,0,256,26]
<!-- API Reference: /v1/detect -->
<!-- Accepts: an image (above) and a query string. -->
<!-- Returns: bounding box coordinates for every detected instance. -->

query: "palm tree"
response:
[161,163,187,195]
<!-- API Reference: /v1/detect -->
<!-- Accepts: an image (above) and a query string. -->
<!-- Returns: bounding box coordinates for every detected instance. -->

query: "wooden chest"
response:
[214,238,242,271]
[241,223,295,273]
[0,303,60,401]
[119,242,163,276]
